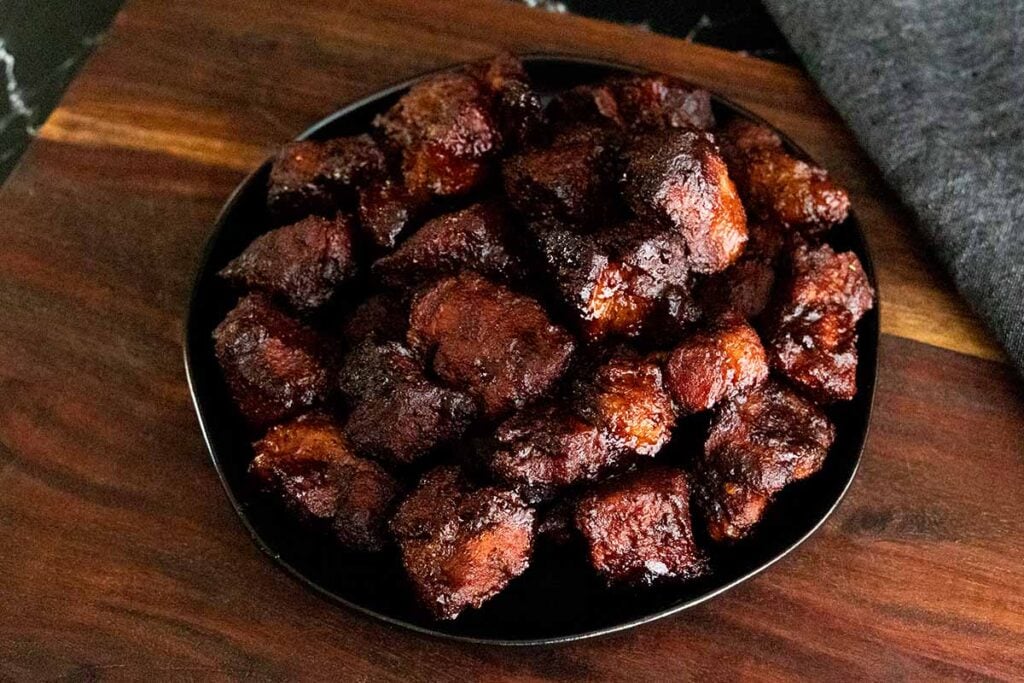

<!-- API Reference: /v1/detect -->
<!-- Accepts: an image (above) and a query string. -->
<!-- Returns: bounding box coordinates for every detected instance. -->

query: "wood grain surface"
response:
[0,0,1021,679]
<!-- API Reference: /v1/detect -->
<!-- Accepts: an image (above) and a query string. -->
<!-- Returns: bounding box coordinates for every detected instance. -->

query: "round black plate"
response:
[184,55,879,645]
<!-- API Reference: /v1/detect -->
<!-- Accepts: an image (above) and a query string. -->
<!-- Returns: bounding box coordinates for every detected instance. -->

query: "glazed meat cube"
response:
[469,53,545,148]
[699,380,835,541]
[213,294,330,429]
[502,126,617,225]
[608,74,715,131]
[374,72,499,197]
[267,136,386,221]
[599,221,691,297]
[219,214,356,312]
[572,351,677,455]
[250,413,401,551]
[664,313,769,414]
[489,404,621,503]
[718,118,850,234]
[408,273,575,417]
[575,466,708,585]
[337,340,476,465]
[621,129,748,273]
[357,180,423,250]
[339,293,408,346]
[767,306,859,403]
[390,466,535,620]
[780,243,875,322]
[700,223,786,319]
[373,202,523,286]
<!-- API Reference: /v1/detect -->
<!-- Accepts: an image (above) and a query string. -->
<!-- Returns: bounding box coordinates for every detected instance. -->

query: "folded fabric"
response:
[762,0,1024,373]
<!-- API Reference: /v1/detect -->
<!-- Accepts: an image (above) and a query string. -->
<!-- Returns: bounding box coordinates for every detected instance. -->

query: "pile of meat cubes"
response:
[212,54,874,620]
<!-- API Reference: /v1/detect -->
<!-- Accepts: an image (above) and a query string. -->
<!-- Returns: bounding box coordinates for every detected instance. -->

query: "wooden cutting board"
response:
[0,0,1021,678]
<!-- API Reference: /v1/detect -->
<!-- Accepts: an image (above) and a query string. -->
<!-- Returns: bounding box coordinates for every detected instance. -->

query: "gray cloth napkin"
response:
[761,0,1024,373]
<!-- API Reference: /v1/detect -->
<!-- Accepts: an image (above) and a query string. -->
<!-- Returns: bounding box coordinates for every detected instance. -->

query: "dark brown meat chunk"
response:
[502,126,617,225]
[547,82,624,129]
[219,215,356,312]
[249,413,401,551]
[390,466,535,620]
[337,341,476,465]
[547,75,713,132]
[575,466,707,585]
[357,180,423,250]
[700,380,835,541]
[339,293,408,346]
[621,129,748,273]
[374,73,499,197]
[664,313,769,414]
[408,273,575,417]
[468,53,545,148]
[213,294,330,429]
[573,352,677,455]
[700,222,786,319]
[373,202,523,286]
[780,243,875,322]
[267,136,386,221]
[718,118,850,235]
[767,306,859,403]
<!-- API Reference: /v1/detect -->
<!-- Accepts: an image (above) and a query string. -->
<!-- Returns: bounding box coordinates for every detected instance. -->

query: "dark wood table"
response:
[1,0,1021,678]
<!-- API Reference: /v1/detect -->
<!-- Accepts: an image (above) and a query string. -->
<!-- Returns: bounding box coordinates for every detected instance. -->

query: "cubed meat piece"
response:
[621,129,748,273]
[249,413,401,551]
[337,340,476,465]
[573,351,677,455]
[408,273,575,416]
[374,73,499,197]
[213,294,330,429]
[373,202,523,286]
[699,222,785,319]
[607,74,715,131]
[502,126,617,225]
[219,215,356,312]
[781,243,875,322]
[468,53,545,148]
[664,313,769,414]
[767,306,859,403]
[575,466,708,585]
[718,118,850,234]
[547,82,625,129]
[267,136,386,221]
[597,221,691,298]
[339,293,408,346]
[700,380,835,541]
[390,466,535,620]
[489,403,621,503]
[357,180,423,250]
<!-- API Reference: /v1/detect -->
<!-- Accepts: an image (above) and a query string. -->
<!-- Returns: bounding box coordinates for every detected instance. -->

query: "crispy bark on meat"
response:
[664,313,769,414]
[408,273,575,417]
[575,466,708,585]
[219,214,356,312]
[373,202,524,286]
[267,136,386,221]
[621,129,748,273]
[357,180,424,250]
[337,340,477,465]
[374,73,499,197]
[532,222,690,341]
[339,293,409,347]
[764,243,874,402]
[502,126,619,225]
[699,380,835,541]
[213,294,330,429]
[700,222,786,319]
[548,75,714,131]
[390,466,535,620]
[468,53,545,148]
[250,413,401,551]
[718,118,850,234]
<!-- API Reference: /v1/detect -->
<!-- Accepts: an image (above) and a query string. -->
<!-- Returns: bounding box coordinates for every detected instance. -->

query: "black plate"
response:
[184,55,879,645]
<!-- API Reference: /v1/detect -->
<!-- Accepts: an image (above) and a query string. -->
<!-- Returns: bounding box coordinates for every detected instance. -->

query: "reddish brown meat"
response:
[699,380,835,541]
[339,293,408,347]
[373,202,523,286]
[664,313,769,414]
[267,136,386,221]
[219,214,356,312]
[374,73,499,197]
[575,466,708,585]
[408,274,575,417]
[213,294,330,429]
[337,340,477,465]
[547,75,714,132]
[700,222,786,319]
[621,129,748,273]
[780,243,875,322]
[390,466,535,620]
[250,413,401,551]
[468,53,545,148]
[718,118,850,235]
[357,180,423,250]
